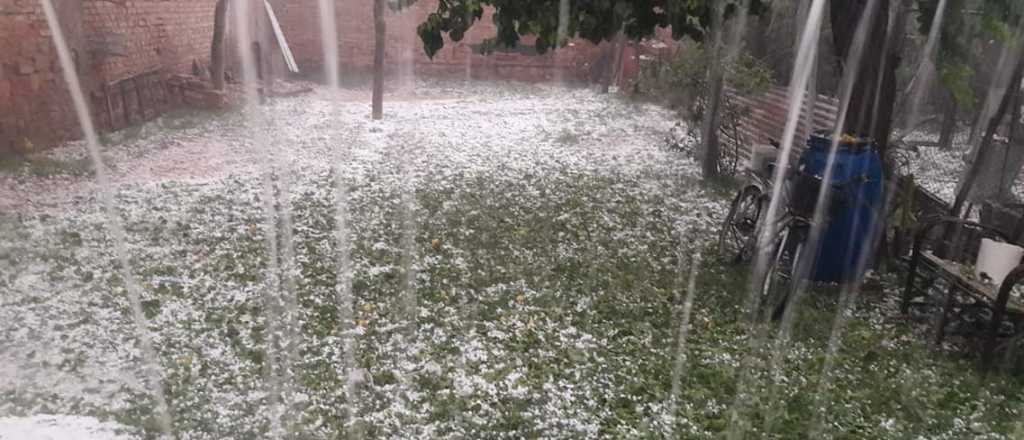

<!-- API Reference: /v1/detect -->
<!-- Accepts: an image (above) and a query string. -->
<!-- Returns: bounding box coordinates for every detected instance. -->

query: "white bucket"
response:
[975,238,1024,286]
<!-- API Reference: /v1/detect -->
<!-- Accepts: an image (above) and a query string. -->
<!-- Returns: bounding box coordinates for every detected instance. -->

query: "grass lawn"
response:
[1,81,1022,439]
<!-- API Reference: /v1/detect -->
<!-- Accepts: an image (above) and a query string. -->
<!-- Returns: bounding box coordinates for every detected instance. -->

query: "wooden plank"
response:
[923,251,1024,314]
[264,0,299,74]
[104,83,115,130]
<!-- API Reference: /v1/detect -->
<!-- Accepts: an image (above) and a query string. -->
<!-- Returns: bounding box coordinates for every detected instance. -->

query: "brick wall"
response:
[83,0,217,82]
[1,0,675,155]
[0,0,219,155]
[275,0,609,83]
[0,0,81,154]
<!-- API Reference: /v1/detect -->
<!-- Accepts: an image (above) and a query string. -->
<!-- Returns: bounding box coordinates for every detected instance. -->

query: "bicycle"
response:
[720,134,881,322]
[755,170,860,321]
[717,139,780,265]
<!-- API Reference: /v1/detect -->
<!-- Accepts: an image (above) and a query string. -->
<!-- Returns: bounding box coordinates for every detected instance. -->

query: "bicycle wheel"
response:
[718,185,764,264]
[759,229,804,322]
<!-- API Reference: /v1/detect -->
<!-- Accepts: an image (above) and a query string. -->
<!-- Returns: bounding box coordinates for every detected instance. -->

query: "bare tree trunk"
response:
[999,90,1024,199]
[831,0,904,265]
[610,34,627,90]
[600,33,625,93]
[938,92,958,149]
[795,0,817,138]
[830,0,902,156]
[968,84,1023,203]
[700,3,725,180]
[600,47,612,93]
[211,0,229,90]
[372,0,385,120]
[804,57,819,137]
[951,59,1024,216]
[702,68,725,179]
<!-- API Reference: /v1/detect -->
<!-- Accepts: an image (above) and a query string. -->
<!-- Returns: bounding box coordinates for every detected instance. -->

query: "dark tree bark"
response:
[830,0,905,266]
[702,66,725,179]
[796,0,817,136]
[999,89,1024,199]
[599,33,625,94]
[952,59,1024,216]
[938,92,958,149]
[830,0,903,156]
[599,47,613,93]
[211,0,229,90]
[373,0,386,120]
[700,3,725,180]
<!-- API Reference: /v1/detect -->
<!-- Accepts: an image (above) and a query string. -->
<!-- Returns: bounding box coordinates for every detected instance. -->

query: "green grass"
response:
[4,162,1023,439]
[0,154,94,177]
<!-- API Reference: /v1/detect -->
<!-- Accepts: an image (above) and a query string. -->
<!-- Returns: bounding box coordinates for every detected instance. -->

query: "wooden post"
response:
[211,0,229,90]
[372,0,386,120]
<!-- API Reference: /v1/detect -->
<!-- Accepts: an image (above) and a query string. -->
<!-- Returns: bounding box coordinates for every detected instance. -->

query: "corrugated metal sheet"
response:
[726,86,839,162]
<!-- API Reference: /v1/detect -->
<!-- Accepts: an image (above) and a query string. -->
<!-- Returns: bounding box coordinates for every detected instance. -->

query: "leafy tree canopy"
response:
[417,0,767,58]
[916,0,1024,110]
[917,0,1023,50]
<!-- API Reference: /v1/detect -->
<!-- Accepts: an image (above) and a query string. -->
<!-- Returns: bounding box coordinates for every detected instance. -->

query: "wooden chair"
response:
[901,216,1024,371]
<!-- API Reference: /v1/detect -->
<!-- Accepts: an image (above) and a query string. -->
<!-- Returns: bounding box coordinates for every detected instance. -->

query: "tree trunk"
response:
[610,33,627,90]
[968,82,1024,204]
[998,90,1024,199]
[830,0,903,156]
[600,51,612,93]
[211,0,229,90]
[951,59,1024,216]
[700,3,726,180]
[796,0,817,136]
[372,0,385,120]
[831,0,904,266]
[938,92,958,149]
[702,68,725,179]
[600,33,625,93]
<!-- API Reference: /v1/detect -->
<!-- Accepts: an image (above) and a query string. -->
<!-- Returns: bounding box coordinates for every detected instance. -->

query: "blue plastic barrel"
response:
[799,133,885,283]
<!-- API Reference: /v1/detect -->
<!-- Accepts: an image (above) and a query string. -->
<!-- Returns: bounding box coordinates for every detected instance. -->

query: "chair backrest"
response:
[912,183,951,221]
[982,202,1024,243]
[920,220,1012,266]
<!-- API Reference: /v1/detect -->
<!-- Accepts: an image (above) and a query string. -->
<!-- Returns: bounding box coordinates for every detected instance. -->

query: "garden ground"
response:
[1,80,1022,439]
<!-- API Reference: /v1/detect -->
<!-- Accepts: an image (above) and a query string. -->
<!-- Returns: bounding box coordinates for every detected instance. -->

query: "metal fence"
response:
[727,86,839,163]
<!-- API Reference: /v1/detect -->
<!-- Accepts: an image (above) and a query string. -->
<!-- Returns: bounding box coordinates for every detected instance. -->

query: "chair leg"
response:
[983,296,1012,372]
[901,249,922,315]
[934,285,957,346]
[984,266,1024,372]
[999,333,1020,372]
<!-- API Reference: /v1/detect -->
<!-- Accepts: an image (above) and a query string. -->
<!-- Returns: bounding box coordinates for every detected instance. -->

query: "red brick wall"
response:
[0,0,219,155]
[83,0,218,82]
[1,0,675,154]
[276,0,602,82]
[0,0,80,154]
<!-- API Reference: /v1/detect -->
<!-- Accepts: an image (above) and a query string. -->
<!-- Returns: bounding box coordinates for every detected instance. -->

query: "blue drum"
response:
[799,133,885,283]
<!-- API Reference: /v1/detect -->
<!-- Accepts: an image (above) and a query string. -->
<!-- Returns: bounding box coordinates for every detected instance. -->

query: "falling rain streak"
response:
[230,0,298,435]
[761,0,883,433]
[901,0,949,133]
[727,0,828,437]
[666,248,701,436]
[14,0,1024,438]
[38,0,175,437]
